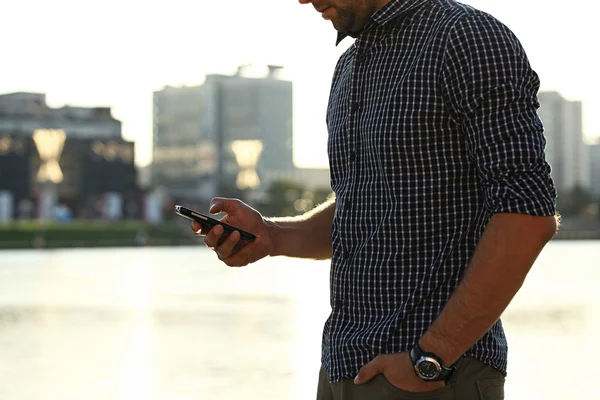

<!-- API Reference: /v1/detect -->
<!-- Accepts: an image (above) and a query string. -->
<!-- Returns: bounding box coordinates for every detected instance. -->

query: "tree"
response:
[251,179,335,217]
[263,179,305,217]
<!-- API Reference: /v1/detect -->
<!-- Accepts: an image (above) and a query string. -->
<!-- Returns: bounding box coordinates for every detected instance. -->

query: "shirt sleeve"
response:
[441,12,557,217]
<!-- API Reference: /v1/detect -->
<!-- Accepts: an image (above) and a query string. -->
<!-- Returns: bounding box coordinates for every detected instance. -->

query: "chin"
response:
[331,18,361,35]
[331,22,343,31]
[331,20,349,32]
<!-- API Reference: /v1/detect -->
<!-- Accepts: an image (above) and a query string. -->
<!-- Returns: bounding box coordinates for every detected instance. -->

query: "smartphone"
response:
[174,205,257,241]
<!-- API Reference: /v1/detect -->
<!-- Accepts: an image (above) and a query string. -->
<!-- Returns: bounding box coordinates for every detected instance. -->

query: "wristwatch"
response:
[409,343,456,382]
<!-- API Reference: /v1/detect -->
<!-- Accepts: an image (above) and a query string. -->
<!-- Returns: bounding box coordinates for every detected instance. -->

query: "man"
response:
[193,0,558,398]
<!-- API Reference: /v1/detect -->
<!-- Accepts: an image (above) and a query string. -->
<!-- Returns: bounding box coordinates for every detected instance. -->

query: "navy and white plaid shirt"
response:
[323,0,557,382]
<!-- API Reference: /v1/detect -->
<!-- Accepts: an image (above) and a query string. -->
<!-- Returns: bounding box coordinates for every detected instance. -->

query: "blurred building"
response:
[538,91,590,193]
[152,65,294,200]
[210,65,295,186]
[0,92,121,139]
[152,85,217,199]
[0,92,139,220]
[589,141,600,198]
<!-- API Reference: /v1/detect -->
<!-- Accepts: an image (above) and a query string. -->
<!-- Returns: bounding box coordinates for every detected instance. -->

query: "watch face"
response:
[417,359,441,380]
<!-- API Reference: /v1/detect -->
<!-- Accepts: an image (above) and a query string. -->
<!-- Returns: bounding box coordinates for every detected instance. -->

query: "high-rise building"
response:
[152,65,294,200]
[207,66,294,192]
[537,91,589,193]
[152,85,217,199]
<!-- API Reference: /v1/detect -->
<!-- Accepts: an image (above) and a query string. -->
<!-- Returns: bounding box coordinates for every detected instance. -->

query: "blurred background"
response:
[0,0,598,399]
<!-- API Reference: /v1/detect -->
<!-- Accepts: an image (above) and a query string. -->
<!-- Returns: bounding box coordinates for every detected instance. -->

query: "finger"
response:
[216,231,241,260]
[209,197,241,215]
[222,236,263,267]
[354,355,388,385]
[203,225,224,248]
[191,221,207,236]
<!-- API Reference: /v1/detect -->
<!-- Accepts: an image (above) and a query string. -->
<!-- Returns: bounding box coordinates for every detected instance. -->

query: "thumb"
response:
[354,356,386,385]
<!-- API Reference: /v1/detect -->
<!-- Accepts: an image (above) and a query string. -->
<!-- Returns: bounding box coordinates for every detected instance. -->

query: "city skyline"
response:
[2,0,599,168]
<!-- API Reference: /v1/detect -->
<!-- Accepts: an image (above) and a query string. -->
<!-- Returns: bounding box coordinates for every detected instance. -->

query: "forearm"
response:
[265,198,335,260]
[419,212,557,366]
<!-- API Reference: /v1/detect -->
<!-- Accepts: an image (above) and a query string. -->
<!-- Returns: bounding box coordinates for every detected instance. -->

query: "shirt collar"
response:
[336,0,429,45]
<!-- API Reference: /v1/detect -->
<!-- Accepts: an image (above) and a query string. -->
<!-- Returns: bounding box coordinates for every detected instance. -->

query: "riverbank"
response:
[0,221,197,249]
[0,219,598,250]
[554,216,600,240]
[554,230,600,240]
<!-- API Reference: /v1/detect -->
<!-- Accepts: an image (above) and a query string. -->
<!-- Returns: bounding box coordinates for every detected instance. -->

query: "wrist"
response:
[264,218,286,257]
[418,332,461,367]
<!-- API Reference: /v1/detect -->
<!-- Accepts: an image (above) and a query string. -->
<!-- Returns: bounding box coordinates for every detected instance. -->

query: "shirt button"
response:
[349,151,357,161]
[345,199,353,210]
[350,101,360,112]
[334,299,343,309]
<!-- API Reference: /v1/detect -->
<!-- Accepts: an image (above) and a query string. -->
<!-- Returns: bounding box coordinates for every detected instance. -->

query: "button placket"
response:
[346,41,364,205]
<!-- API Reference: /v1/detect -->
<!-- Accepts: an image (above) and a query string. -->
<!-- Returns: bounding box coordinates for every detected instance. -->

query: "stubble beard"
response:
[328,3,372,35]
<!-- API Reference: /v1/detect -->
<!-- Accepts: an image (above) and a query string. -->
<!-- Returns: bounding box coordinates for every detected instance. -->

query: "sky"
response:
[1,0,599,168]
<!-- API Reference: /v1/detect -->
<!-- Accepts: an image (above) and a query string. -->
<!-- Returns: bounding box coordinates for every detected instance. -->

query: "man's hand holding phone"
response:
[191,198,275,267]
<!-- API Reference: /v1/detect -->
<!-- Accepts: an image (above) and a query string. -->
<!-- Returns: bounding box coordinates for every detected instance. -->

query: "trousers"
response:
[316,356,505,400]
